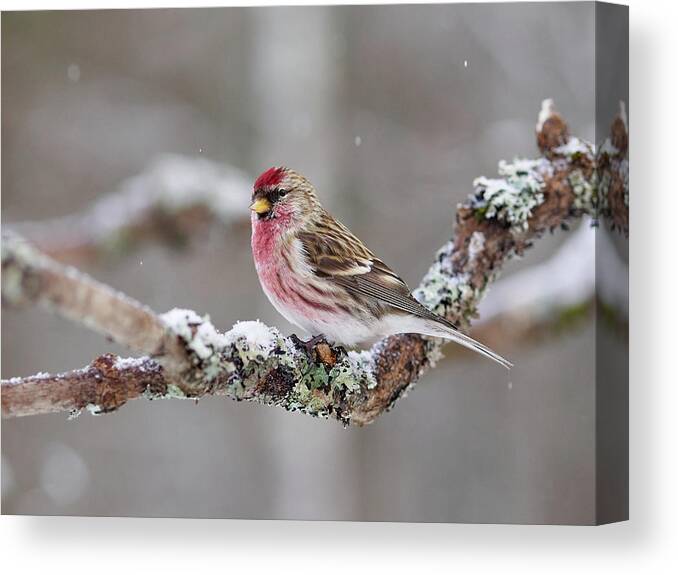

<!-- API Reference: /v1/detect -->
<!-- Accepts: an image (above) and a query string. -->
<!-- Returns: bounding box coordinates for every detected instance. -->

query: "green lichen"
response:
[291,378,331,415]
[568,169,598,214]
[414,242,480,325]
[300,362,330,390]
[347,350,377,390]
[165,383,187,398]
[470,158,548,232]
[158,308,377,423]
[329,363,362,394]
[553,301,592,333]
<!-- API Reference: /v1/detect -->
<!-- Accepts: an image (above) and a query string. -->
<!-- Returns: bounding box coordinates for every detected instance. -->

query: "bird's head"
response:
[250,167,320,228]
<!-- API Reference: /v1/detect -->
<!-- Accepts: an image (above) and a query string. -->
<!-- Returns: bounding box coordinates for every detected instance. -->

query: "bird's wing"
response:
[297,217,456,327]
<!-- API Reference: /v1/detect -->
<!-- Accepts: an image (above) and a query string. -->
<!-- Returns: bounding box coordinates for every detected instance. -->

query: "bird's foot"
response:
[289,334,339,366]
[289,333,326,354]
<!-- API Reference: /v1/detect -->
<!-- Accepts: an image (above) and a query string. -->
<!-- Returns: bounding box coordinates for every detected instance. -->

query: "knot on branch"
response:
[610,101,628,153]
[84,354,141,414]
[73,354,167,416]
[537,99,570,155]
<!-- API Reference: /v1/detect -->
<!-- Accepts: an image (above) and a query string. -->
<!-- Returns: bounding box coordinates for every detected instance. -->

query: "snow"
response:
[161,308,198,338]
[151,155,251,222]
[225,320,276,352]
[8,371,51,384]
[599,138,619,156]
[473,177,511,201]
[160,308,229,360]
[193,321,230,359]
[161,309,277,362]
[414,242,474,314]
[468,231,485,262]
[498,157,550,178]
[478,221,595,321]
[70,155,251,243]
[536,98,555,132]
[114,356,150,370]
[473,171,544,232]
[619,100,628,133]
[554,137,591,157]
[347,349,375,386]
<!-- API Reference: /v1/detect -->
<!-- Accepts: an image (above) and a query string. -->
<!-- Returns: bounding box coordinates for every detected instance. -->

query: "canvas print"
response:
[1,2,628,524]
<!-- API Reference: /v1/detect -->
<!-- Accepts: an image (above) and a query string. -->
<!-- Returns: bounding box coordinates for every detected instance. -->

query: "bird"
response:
[249,166,512,369]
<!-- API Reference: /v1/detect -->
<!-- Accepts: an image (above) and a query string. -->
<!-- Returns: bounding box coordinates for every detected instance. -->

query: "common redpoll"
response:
[250,167,512,369]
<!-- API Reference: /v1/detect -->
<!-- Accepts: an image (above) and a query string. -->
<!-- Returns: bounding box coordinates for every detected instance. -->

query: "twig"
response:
[1,100,628,424]
[1,233,176,359]
[1,355,166,418]
[470,216,628,350]
[8,155,252,263]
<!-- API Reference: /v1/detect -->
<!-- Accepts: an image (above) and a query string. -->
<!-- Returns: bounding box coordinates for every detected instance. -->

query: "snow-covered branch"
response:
[1,100,628,424]
[468,218,627,350]
[9,155,252,263]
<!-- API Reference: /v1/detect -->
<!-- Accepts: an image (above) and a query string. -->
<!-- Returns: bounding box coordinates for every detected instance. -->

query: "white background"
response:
[1,0,676,572]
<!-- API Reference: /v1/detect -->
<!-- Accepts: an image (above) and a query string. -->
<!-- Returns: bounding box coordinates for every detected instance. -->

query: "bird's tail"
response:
[422,318,513,370]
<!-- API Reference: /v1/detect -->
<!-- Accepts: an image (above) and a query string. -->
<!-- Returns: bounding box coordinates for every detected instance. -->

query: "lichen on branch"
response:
[157,309,377,424]
[1,100,628,424]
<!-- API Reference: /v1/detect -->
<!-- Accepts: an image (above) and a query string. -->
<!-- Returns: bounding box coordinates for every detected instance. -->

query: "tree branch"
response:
[8,155,252,264]
[2,233,171,358]
[469,215,628,350]
[1,355,166,418]
[1,100,628,424]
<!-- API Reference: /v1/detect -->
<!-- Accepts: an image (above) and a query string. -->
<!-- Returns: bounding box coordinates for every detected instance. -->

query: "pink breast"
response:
[251,217,334,318]
[251,215,297,301]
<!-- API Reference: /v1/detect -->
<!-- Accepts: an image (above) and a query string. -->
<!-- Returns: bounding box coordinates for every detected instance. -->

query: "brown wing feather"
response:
[297,216,373,277]
[298,213,457,328]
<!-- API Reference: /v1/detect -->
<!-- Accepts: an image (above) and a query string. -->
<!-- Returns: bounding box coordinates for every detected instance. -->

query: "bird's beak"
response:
[249,198,272,215]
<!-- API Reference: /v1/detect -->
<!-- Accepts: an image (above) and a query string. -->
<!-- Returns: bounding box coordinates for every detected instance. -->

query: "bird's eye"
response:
[278,190,288,197]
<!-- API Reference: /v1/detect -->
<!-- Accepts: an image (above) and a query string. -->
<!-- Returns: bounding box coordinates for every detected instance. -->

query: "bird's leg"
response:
[289,333,343,367]
[304,334,326,350]
[289,333,326,354]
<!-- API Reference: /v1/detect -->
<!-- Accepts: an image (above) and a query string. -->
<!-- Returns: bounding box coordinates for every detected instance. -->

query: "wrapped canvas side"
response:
[595,1,629,525]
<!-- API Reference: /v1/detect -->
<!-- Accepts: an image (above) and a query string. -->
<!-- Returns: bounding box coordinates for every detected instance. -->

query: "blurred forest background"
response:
[2,3,623,523]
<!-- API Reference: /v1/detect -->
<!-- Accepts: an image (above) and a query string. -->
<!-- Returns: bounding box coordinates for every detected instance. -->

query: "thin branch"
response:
[470,216,628,350]
[1,100,628,424]
[1,355,166,418]
[1,233,170,358]
[8,155,251,264]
